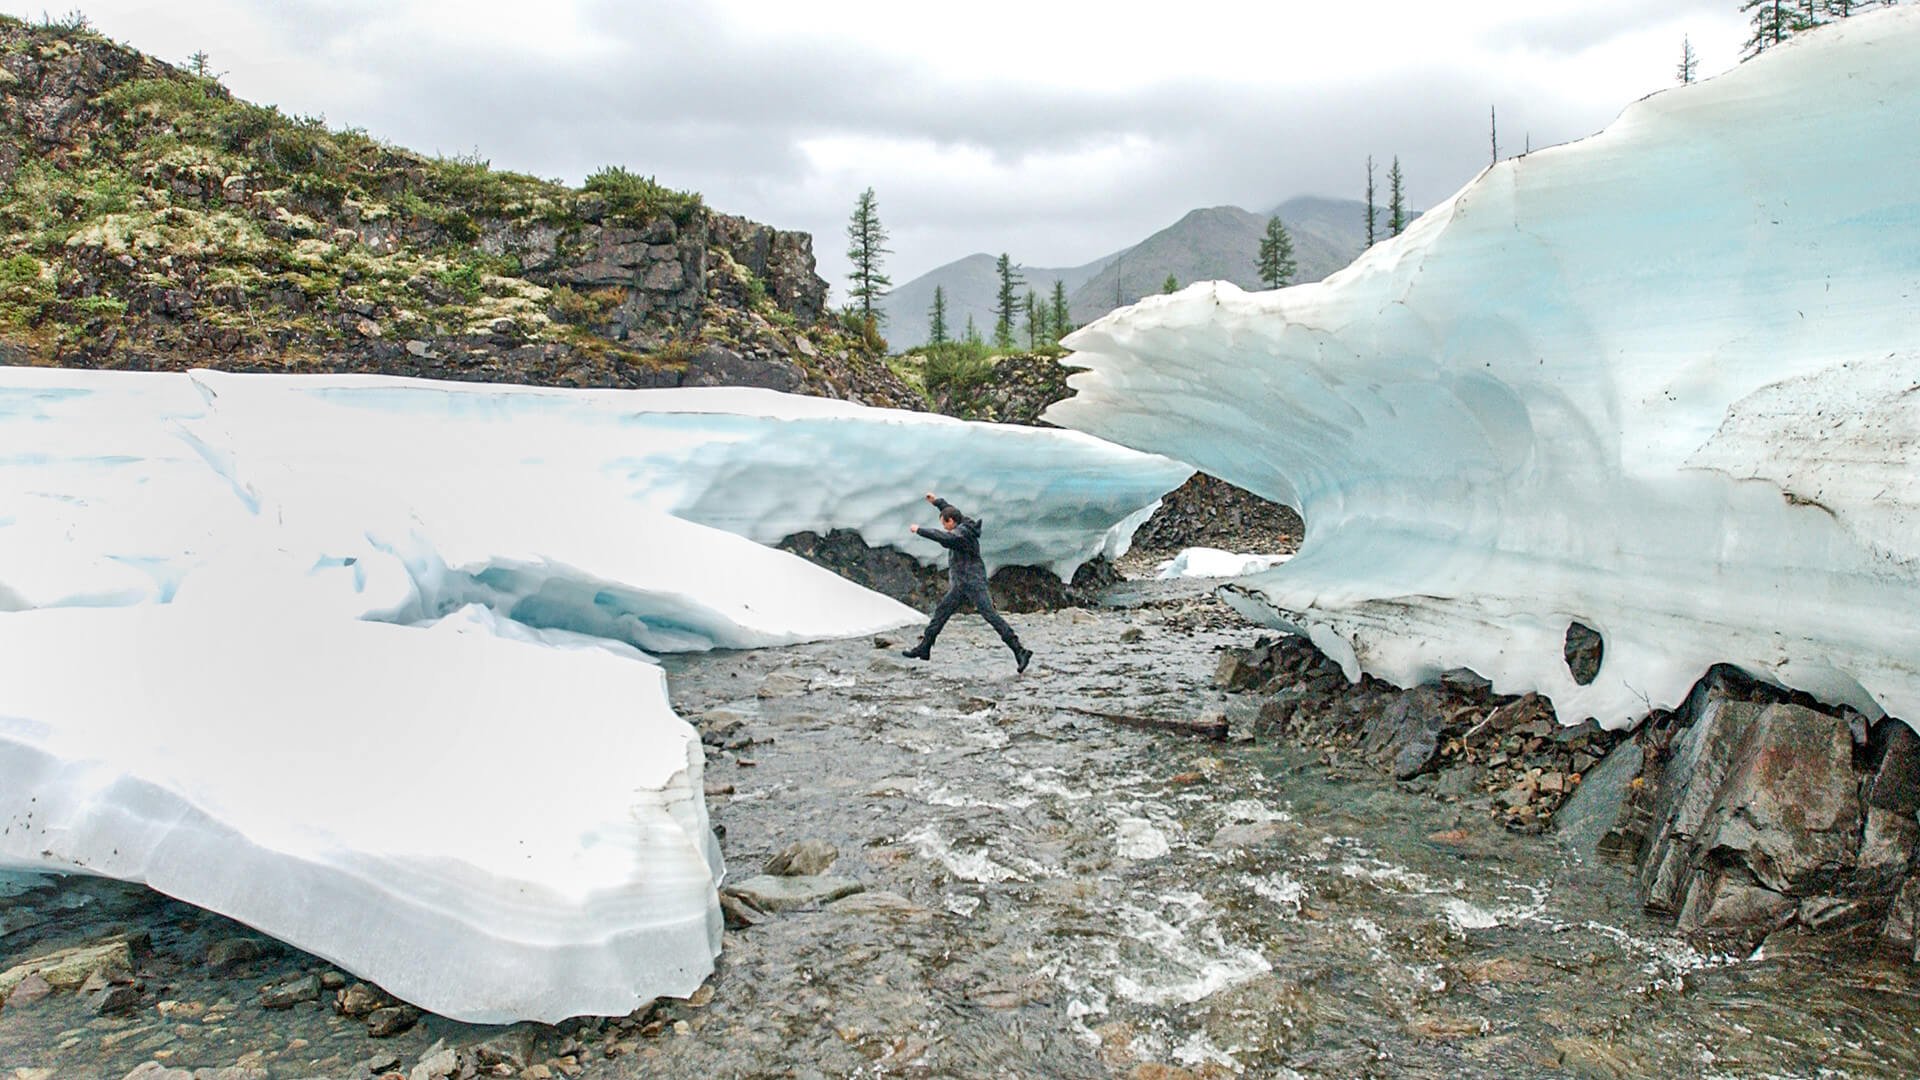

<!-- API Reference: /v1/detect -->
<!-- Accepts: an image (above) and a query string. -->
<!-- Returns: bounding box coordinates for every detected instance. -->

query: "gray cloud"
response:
[18,1,1753,293]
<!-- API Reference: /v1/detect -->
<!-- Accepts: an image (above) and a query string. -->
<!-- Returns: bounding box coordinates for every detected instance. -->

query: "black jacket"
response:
[919,499,989,592]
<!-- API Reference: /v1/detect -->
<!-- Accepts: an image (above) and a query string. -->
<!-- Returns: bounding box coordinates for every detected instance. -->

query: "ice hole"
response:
[1564,621,1603,686]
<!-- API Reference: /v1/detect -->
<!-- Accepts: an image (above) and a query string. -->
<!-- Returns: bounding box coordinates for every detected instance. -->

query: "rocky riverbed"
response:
[5,577,1920,1078]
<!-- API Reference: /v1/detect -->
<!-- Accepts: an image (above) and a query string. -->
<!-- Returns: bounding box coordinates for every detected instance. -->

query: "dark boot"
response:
[1014,645,1032,673]
[901,645,930,660]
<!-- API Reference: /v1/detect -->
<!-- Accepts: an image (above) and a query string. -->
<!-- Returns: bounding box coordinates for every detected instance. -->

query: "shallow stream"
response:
[4,577,1918,1078]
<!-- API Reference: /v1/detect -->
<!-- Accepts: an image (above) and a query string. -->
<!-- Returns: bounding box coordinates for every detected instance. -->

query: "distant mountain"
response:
[878,251,1117,352]
[1069,196,1385,325]
[882,195,1399,350]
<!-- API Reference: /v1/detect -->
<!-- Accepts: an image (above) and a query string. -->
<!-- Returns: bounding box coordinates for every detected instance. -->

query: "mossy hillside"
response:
[0,14,914,406]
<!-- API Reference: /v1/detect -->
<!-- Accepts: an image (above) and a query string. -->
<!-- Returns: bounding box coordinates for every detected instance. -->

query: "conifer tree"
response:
[1388,156,1407,237]
[963,314,982,347]
[1049,279,1071,342]
[1490,105,1499,164]
[1740,0,1821,58]
[1023,290,1041,350]
[845,188,891,324]
[1162,274,1179,294]
[1256,216,1297,289]
[993,253,1023,349]
[928,285,949,347]
[1678,35,1699,83]
[1365,157,1378,246]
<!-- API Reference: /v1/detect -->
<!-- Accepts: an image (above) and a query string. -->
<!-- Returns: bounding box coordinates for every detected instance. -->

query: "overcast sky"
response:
[16,0,1749,296]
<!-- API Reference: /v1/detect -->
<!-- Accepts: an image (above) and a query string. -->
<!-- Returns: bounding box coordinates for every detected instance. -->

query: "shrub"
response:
[0,254,52,326]
[921,341,996,398]
[582,166,703,227]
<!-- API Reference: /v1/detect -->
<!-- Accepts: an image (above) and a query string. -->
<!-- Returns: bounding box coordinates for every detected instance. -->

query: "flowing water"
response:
[4,577,1919,1078]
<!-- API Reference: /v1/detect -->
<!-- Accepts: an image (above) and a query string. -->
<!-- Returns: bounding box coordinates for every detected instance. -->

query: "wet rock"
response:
[757,671,811,698]
[0,934,138,996]
[120,1065,192,1080]
[1856,806,1919,890]
[367,1004,423,1038]
[90,982,142,1014]
[1642,698,1863,934]
[1883,876,1920,955]
[470,1025,539,1070]
[1119,626,1144,644]
[334,981,388,1017]
[408,1045,458,1080]
[825,890,930,919]
[258,972,320,1009]
[363,1053,403,1075]
[763,839,838,876]
[1211,822,1283,849]
[724,874,864,912]
[204,937,265,973]
[1676,870,1796,933]
[1213,646,1274,692]
[1867,721,1920,815]
[1556,738,1642,862]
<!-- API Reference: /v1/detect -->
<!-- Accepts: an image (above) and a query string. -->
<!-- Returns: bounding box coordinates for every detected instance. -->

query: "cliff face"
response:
[0,16,919,408]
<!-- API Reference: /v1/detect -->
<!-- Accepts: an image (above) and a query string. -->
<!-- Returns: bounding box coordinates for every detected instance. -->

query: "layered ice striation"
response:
[1048,9,1920,729]
[0,606,723,1024]
[185,370,1192,581]
[0,366,1186,1020]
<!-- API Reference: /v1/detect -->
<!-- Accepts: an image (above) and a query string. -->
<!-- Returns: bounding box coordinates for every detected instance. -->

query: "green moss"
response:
[0,254,53,326]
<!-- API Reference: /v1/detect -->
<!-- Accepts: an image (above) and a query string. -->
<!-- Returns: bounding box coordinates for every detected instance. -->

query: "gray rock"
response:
[1856,806,1919,890]
[764,839,839,877]
[120,1065,192,1080]
[408,1046,458,1080]
[1883,876,1920,955]
[1675,869,1795,933]
[1555,739,1643,862]
[756,671,811,698]
[204,937,265,973]
[1643,700,1862,927]
[89,982,141,1014]
[258,972,320,1009]
[725,874,865,912]
[367,1003,423,1038]
[470,1024,539,1070]
[1867,721,1920,815]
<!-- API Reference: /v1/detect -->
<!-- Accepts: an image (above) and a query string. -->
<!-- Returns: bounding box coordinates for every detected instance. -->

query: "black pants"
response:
[914,583,1022,655]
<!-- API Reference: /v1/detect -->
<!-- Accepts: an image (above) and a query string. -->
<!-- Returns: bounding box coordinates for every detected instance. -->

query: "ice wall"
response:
[0,606,723,1024]
[186,370,1192,581]
[1047,9,1920,729]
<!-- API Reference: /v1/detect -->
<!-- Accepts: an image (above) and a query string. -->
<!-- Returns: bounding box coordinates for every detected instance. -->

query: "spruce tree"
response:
[845,188,891,324]
[1023,290,1041,350]
[1162,274,1179,294]
[1049,280,1071,342]
[992,253,1023,349]
[1388,156,1407,237]
[1740,0,1822,58]
[963,314,982,347]
[1365,157,1378,246]
[1256,216,1297,289]
[928,285,949,347]
[1678,35,1699,83]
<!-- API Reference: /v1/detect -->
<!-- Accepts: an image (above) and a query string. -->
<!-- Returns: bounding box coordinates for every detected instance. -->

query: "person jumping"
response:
[902,492,1032,673]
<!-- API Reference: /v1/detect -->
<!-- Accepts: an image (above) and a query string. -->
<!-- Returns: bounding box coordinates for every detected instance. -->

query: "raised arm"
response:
[912,524,964,550]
